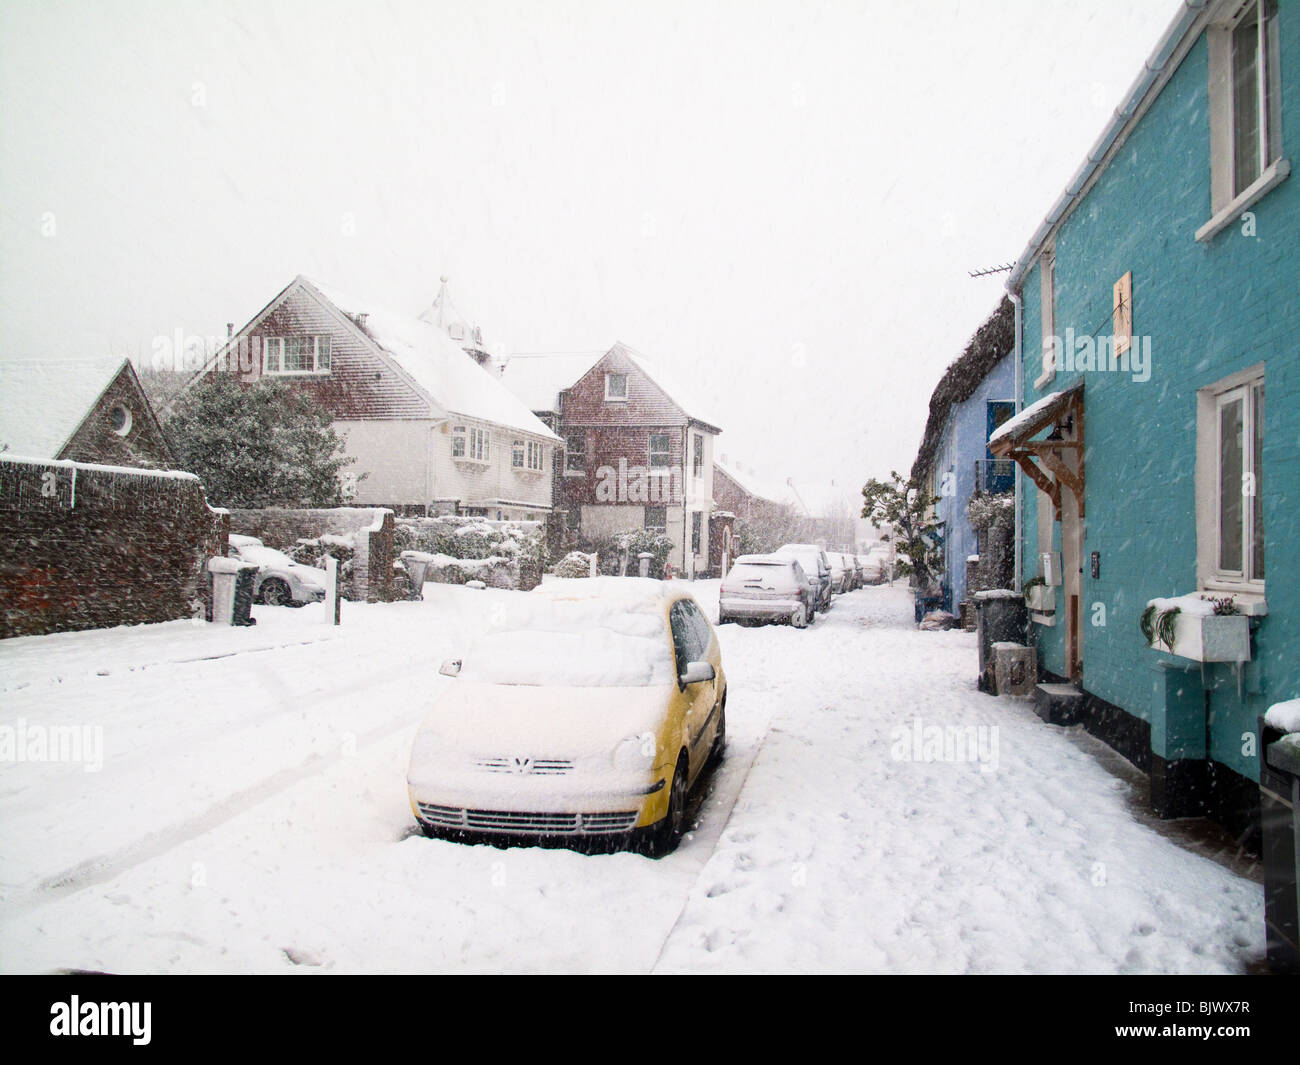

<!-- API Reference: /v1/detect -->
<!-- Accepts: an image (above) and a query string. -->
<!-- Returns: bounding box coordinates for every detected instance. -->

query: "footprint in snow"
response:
[283,947,326,967]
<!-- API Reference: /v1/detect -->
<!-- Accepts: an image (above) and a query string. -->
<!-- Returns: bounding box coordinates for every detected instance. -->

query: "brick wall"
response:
[0,456,226,638]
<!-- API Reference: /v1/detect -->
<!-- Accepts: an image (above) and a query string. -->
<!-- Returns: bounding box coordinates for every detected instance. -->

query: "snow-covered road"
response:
[0,581,1264,973]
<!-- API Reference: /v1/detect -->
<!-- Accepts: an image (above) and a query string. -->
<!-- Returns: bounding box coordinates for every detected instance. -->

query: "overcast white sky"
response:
[0,0,1185,499]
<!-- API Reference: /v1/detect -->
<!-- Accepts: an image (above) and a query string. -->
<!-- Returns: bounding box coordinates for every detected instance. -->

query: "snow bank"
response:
[1265,699,1300,735]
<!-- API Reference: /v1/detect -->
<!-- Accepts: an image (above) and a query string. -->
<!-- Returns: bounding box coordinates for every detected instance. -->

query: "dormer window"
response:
[605,373,628,401]
[263,335,331,375]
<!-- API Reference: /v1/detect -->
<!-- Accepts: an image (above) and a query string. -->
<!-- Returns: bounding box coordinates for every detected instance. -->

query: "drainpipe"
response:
[1009,289,1023,590]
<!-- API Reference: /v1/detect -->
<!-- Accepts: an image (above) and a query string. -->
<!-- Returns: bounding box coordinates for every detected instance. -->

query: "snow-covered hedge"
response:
[552,551,595,579]
[394,516,546,591]
[580,529,674,577]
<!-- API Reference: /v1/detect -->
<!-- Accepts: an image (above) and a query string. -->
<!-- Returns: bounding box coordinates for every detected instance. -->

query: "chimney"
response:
[226,323,234,339]
[355,313,369,329]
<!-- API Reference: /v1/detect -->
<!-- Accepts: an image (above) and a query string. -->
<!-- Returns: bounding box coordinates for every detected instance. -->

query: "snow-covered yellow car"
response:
[407,578,727,856]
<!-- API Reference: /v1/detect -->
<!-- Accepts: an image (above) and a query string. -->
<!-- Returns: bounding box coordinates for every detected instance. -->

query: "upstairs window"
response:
[468,427,490,462]
[1231,0,1282,197]
[1200,0,1286,239]
[263,335,331,375]
[453,425,489,462]
[514,440,545,471]
[565,432,586,472]
[693,434,704,478]
[1035,248,1056,389]
[649,432,671,469]
[605,373,628,401]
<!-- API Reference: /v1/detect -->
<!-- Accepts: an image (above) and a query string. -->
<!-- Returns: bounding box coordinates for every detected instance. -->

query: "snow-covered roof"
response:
[614,342,723,433]
[0,356,130,458]
[497,352,603,413]
[714,455,797,508]
[417,277,485,350]
[301,278,560,442]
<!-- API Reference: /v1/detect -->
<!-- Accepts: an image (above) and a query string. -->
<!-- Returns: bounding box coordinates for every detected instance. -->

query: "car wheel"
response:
[646,751,689,858]
[260,578,291,606]
[791,604,807,628]
[709,698,726,766]
[717,612,728,626]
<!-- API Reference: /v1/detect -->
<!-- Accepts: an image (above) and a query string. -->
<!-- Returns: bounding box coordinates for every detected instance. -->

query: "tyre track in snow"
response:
[7,648,442,913]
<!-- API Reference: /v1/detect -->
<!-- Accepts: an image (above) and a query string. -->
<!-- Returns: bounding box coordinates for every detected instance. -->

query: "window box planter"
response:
[1141,595,1255,663]
[1025,583,1055,614]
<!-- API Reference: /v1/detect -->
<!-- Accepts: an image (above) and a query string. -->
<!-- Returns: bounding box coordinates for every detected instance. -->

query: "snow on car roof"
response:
[462,578,679,687]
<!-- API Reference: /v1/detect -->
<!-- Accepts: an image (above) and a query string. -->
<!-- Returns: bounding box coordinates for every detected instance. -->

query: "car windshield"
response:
[457,599,675,687]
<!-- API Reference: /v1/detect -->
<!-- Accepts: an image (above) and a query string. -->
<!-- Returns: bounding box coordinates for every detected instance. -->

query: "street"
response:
[0,580,1264,974]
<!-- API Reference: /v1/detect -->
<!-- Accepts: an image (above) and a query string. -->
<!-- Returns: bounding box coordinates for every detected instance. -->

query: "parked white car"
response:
[227,534,328,607]
[774,544,832,612]
[718,554,815,628]
[828,553,855,594]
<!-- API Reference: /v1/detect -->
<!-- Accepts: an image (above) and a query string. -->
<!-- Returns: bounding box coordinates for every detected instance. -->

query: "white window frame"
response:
[468,426,490,462]
[262,335,332,375]
[1195,363,1265,596]
[692,433,704,478]
[605,372,628,402]
[514,440,545,472]
[451,425,466,458]
[1199,0,1288,241]
[1034,247,1056,390]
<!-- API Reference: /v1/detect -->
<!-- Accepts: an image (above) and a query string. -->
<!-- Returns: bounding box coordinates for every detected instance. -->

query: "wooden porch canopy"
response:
[987,381,1085,521]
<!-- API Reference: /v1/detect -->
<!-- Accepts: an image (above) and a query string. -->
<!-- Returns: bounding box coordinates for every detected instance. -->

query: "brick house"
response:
[992,0,1297,848]
[0,357,223,638]
[499,343,722,575]
[0,356,175,469]
[181,276,560,520]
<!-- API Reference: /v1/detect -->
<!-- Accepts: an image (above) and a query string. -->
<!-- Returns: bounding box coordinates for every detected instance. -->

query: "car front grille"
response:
[417,803,638,835]
[473,757,574,775]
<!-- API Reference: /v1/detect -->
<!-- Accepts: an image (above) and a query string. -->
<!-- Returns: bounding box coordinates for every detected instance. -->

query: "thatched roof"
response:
[911,297,1015,484]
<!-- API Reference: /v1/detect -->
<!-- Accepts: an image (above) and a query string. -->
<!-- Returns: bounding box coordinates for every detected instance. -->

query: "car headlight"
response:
[613,732,658,771]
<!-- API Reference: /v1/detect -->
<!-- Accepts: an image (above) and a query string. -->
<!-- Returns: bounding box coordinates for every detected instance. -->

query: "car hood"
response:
[412,680,673,759]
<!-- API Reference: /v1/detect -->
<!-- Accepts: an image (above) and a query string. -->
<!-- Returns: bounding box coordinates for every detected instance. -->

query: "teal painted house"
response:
[994,0,1297,845]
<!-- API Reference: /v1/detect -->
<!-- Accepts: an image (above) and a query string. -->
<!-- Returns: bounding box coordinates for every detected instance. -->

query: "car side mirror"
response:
[679,661,715,686]
[439,659,462,677]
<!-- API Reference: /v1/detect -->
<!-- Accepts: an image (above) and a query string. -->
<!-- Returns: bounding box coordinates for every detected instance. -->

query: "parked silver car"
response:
[227,534,328,607]
[719,554,816,628]
[774,544,832,612]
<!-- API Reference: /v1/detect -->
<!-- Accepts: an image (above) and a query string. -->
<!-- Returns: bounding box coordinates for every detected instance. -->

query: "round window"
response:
[109,403,132,436]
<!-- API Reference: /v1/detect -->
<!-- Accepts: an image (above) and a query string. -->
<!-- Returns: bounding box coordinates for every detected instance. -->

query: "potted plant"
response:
[1023,575,1054,615]
[1140,595,1252,662]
